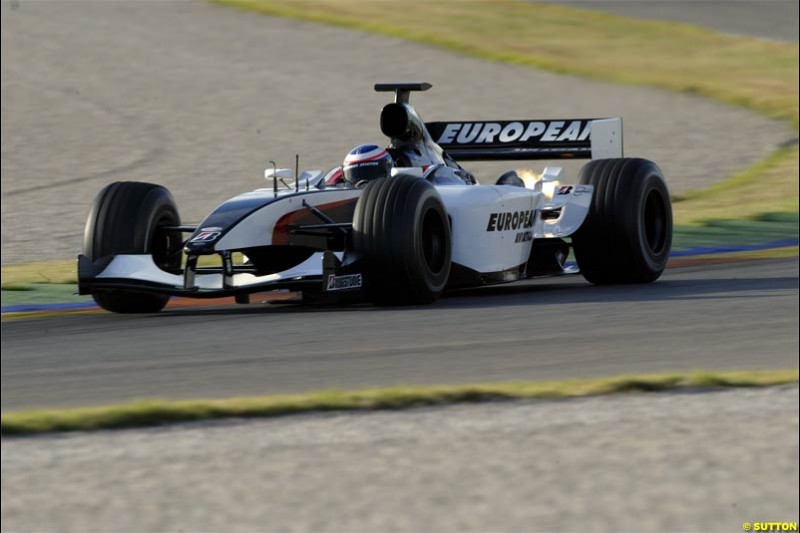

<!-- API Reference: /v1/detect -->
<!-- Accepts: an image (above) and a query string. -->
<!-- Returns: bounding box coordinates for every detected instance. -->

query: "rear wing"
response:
[425,118,623,161]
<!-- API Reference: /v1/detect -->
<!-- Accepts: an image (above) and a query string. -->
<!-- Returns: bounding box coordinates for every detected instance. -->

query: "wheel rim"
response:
[421,208,447,274]
[643,188,668,255]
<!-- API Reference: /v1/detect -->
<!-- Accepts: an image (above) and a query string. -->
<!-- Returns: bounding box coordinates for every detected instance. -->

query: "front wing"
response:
[77,251,361,298]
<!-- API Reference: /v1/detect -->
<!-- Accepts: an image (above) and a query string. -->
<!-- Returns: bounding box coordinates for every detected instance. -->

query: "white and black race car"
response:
[78,82,672,313]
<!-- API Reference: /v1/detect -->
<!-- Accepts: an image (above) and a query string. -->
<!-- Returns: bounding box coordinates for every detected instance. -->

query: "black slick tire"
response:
[352,176,451,305]
[572,158,672,284]
[83,181,182,313]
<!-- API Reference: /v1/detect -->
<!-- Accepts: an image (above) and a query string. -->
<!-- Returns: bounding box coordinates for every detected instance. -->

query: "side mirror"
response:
[264,168,325,190]
[264,167,294,181]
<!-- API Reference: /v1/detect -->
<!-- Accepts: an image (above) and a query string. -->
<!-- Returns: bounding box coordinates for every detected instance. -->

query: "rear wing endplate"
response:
[425,118,623,161]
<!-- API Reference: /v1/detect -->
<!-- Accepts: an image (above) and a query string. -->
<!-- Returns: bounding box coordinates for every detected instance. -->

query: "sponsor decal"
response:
[573,185,592,196]
[557,185,573,195]
[515,230,533,243]
[326,273,363,292]
[435,120,592,145]
[190,231,221,242]
[344,161,380,170]
[201,226,223,231]
[486,210,535,232]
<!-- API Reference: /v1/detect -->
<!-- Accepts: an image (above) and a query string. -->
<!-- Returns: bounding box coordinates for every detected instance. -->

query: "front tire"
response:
[352,176,451,305]
[83,181,182,313]
[572,158,672,284]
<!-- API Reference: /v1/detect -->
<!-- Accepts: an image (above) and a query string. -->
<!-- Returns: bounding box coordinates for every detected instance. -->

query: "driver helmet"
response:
[343,145,393,186]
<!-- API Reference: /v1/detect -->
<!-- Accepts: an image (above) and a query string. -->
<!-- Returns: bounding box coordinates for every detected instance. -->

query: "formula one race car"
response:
[78,82,672,313]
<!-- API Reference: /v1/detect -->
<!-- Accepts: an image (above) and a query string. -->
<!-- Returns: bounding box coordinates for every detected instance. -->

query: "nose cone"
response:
[184,230,221,255]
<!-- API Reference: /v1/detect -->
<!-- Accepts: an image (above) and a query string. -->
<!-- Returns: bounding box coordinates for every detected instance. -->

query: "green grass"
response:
[1,260,77,286]
[0,284,35,292]
[2,370,797,435]
[1,283,90,307]
[673,146,799,226]
[673,212,798,250]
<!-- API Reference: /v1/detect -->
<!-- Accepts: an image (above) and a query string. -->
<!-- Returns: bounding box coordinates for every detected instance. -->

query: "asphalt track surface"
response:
[2,258,798,410]
[1,0,794,263]
[545,0,799,43]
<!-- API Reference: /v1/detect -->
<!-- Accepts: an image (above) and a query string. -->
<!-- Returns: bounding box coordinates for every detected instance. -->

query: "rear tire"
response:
[83,181,182,313]
[572,158,672,284]
[352,176,451,305]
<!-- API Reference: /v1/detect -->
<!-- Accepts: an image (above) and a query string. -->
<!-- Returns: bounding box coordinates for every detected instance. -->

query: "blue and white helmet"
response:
[342,144,393,186]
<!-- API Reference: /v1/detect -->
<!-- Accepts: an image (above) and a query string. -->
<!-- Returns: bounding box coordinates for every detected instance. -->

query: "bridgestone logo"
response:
[326,273,363,292]
[487,210,535,232]
[436,120,592,145]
